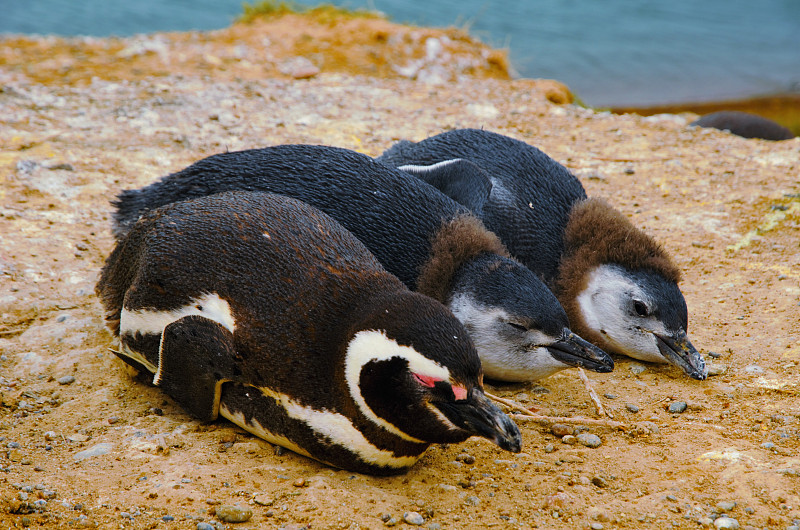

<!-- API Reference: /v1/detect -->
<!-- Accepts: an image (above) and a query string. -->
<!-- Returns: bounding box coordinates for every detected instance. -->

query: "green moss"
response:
[238,1,382,24]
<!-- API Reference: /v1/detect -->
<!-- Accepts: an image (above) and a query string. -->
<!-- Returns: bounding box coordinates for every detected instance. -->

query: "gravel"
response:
[403,511,425,525]
[551,423,574,436]
[215,505,252,523]
[73,443,113,461]
[714,516,740,529]
[669,401,688,413]
[577,433,602,448]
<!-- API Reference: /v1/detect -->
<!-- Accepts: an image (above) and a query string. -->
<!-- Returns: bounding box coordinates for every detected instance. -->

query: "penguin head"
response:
[575,264,707,380]
[447,254,614,382]
[344,292,521,453]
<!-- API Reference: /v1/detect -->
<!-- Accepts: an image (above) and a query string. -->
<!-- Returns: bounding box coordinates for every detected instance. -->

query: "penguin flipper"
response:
[153,315,239,422]
[397,159,493,214]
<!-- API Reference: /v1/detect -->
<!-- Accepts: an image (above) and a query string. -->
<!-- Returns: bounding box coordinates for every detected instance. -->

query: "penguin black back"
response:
[113,146,456,292]
[112,145,613,382]
[378,129,706,380]
[97,191,521,475]
[691,111,794,141]
[379,129,585,285]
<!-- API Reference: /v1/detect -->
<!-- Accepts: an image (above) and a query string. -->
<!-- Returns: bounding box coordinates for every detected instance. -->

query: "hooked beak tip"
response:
[656,331,707,380]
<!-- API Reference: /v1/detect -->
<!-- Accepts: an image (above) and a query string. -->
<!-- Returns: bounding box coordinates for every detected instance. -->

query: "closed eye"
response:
[507,322,528,332]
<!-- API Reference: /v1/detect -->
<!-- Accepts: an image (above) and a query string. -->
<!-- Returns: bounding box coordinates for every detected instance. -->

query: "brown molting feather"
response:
[556,197,681,325]
[556,198,681,345]
[416,214,509,303]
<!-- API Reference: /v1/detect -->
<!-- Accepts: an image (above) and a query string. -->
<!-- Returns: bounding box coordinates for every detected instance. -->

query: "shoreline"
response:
[609,93,800,136]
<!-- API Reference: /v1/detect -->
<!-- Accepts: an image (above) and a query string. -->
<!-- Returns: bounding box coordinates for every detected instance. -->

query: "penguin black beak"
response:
[546,328,615,373]
[435,390,522,453]
[655,329,707,380]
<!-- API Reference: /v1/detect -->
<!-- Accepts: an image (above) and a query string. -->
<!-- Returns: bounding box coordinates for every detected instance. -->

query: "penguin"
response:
[95,191,522,475]
[110,144,613,383]
[690,111,794,141]
[377,128,707,380]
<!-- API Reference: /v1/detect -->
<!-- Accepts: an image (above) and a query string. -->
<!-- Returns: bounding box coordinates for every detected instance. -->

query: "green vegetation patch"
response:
[239,1,382,24]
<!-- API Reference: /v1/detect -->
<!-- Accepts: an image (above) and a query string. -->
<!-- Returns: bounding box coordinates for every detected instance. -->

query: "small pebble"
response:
[626,403,640,413]
[669,401,688,414]
[215,505,252,523]
[455,453,475,464]
[714,516,740,529]
[293,477,306,487]
[197,524,214,530]
[716,501,736,512]
[73,443,113,461]
[591,476,608,488]
[561,434,577,445]
[162,515,174,522]
[577,433,602,448]
[551,423,573,437]
[590,523,604,530]
[761,442,775,449]
[707,365,728,376]
[57,376,76,385]
[384,517,400,527]
[543,443,555,453]
[629,363,647,375]
[603,393,617,399]
[403,511,425,525]
[464,496,480,506]
[427,523,442,530]
[708,351,722,358]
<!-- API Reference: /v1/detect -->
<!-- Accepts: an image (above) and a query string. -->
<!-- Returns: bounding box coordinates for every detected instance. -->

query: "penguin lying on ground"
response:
[96,191,521,475]
[377,128,707,380]
[111,145,613,382]
[690,111,794,141]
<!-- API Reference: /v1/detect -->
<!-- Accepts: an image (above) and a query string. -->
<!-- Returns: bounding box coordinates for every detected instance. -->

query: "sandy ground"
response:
[1,11,799,530]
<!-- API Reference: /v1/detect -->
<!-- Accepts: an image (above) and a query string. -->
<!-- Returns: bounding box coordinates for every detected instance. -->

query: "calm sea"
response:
[2,0,799,107]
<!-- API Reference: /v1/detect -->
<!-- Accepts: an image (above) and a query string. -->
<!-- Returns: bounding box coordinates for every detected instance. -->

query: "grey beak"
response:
[435,390,522,453]
[547,328,615,373]
[655,329,707,380]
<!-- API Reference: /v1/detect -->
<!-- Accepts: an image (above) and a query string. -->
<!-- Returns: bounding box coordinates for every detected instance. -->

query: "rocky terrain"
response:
[1,9,799,530]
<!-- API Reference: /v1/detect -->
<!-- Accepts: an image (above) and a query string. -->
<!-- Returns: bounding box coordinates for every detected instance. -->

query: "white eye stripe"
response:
[120,293,236,337]
[344,330,451,443]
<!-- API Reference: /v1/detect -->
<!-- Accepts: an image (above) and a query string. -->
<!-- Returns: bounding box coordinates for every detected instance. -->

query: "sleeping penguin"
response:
[110,145,613,383]
[377,128,707,380]
[96,191,522,475]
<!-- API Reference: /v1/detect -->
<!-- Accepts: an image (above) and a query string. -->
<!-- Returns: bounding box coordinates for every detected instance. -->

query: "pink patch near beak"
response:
[452,385,468,400]
[413,373,441,388]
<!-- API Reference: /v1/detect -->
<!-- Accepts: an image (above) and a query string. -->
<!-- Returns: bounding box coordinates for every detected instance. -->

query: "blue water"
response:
[2,0,799,107]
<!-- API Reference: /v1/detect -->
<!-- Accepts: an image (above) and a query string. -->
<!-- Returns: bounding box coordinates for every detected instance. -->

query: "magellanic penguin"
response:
[377,128,707,380]
[96,191,522,475]
[111,145,613,382]
[690,111,794,141]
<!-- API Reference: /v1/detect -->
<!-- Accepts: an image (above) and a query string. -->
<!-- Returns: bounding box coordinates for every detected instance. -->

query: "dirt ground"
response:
[1,10,799,530]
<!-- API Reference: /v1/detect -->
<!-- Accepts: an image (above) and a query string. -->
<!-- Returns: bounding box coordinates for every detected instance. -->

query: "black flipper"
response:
[397,159,493,215]
[153,315,241,422]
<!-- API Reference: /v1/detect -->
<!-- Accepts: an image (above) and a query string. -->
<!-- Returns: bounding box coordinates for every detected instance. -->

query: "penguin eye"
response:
[507,321,528,332]
[633,300,649,317]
